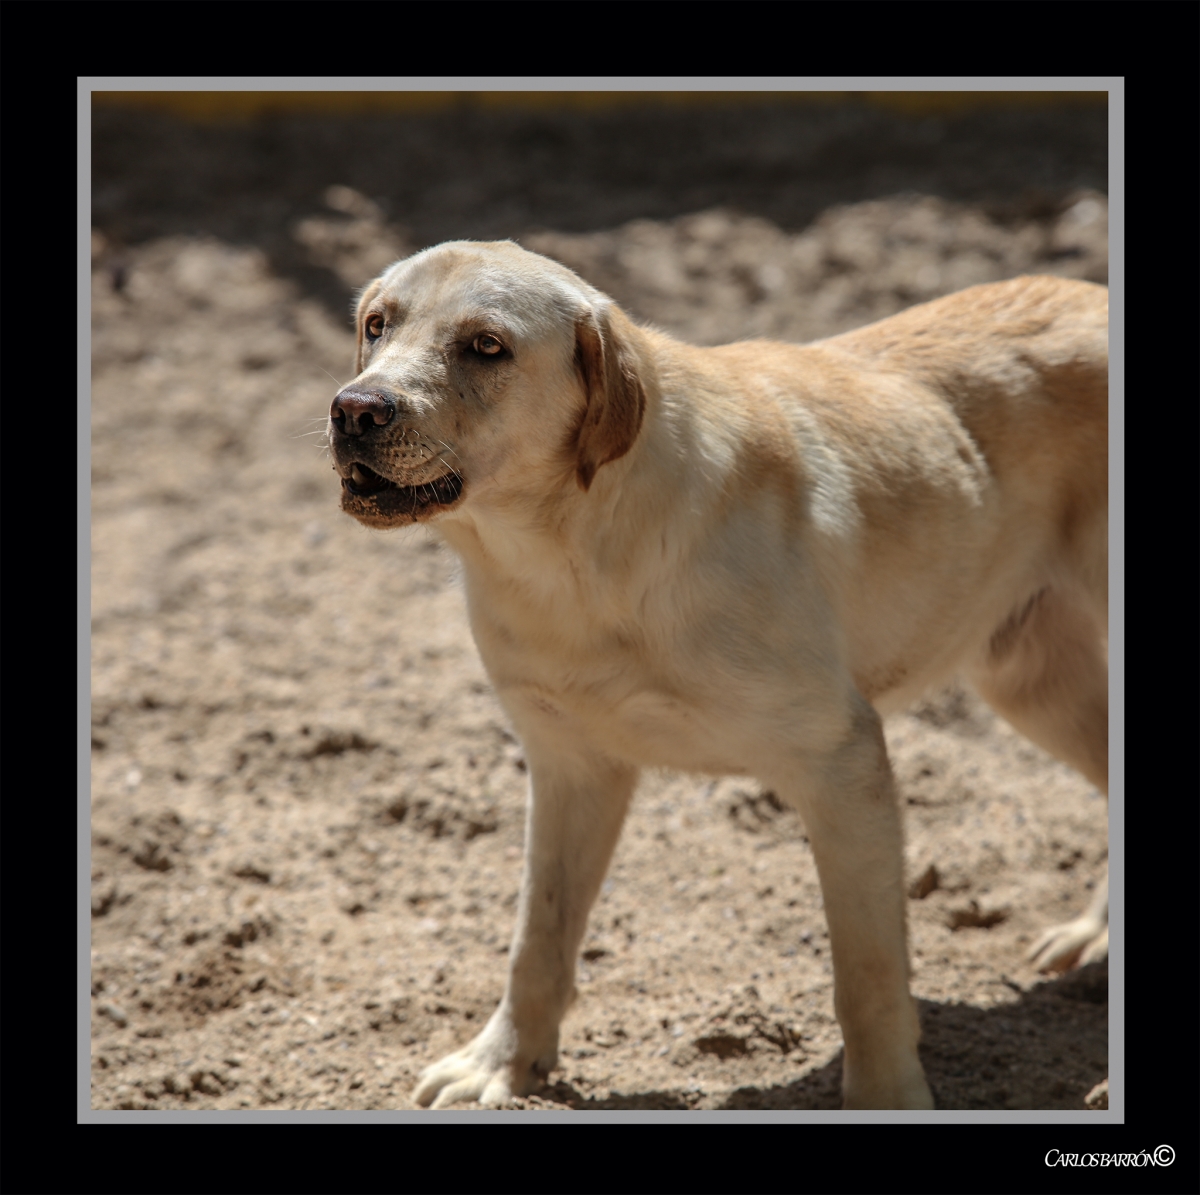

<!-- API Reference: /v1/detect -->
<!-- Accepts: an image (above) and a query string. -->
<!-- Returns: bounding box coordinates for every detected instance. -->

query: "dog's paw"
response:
[1027,916,1108,973]
[841,1038,934,1110]
[412,1015,555,1109]
[842,1064,935,1110]
[843,1081,935,1110]
[413,1051,518,1109]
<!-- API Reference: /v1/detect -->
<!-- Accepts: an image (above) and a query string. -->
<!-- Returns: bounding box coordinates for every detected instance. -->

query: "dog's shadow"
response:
[537,964,1107,1111]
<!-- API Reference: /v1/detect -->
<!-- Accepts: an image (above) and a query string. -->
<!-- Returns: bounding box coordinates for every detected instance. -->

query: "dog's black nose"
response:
[331,388,395,436]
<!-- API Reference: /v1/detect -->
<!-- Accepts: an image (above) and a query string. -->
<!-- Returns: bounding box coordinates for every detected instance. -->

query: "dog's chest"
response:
[508,677,752,774]
[470,615,753,773]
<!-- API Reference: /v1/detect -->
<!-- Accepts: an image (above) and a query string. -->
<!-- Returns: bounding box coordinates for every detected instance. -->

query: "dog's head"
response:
[328,241,645,529]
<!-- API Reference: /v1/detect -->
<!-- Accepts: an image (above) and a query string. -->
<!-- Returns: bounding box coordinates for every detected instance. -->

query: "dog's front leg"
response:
[774,699,934,1110]
[414,741,636,1109]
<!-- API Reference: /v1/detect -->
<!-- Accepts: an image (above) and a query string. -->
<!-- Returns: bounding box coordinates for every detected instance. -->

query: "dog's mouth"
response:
[340,461,465,526]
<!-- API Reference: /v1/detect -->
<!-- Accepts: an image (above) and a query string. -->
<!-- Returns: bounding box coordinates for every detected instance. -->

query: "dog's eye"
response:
[365,315,384,340]
[474,334,504,356]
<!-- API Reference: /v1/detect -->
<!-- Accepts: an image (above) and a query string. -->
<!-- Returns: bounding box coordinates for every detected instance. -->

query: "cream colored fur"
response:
[327,242,1108,1109]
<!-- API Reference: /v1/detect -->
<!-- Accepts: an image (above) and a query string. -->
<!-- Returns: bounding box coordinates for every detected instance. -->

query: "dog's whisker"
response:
[311,363,349,388]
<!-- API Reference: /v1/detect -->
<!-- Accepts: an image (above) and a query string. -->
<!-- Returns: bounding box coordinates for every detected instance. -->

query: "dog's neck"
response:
[437,346,729,626]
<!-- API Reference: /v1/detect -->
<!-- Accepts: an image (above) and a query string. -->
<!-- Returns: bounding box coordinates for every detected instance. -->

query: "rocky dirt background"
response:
[89,99,1109,1112]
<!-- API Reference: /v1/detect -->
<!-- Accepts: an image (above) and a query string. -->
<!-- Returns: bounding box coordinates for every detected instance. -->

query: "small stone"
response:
[98,1002,128,1027]
[908,863,940,900]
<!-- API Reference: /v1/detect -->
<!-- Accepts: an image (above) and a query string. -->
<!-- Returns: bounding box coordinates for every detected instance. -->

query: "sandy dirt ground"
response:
[89,103,1109,1112]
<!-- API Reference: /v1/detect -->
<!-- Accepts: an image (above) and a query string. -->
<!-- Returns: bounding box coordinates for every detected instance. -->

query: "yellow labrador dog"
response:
[327,242,1108,1109]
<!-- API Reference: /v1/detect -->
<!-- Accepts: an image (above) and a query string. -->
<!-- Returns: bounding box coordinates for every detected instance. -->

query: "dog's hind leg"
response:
[968,585,1108,972]
[414,738,636,1108]
[768,695,934,1110]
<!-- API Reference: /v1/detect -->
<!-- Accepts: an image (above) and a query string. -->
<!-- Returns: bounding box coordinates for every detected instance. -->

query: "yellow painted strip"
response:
[91,89,1107,123]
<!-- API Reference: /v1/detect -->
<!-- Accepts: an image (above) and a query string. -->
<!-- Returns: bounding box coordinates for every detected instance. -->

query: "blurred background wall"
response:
[91,89,1107,342]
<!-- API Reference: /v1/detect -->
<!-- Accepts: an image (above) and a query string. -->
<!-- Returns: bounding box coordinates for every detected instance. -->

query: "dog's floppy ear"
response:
[573,304,646,491]
[354,278,384,375]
